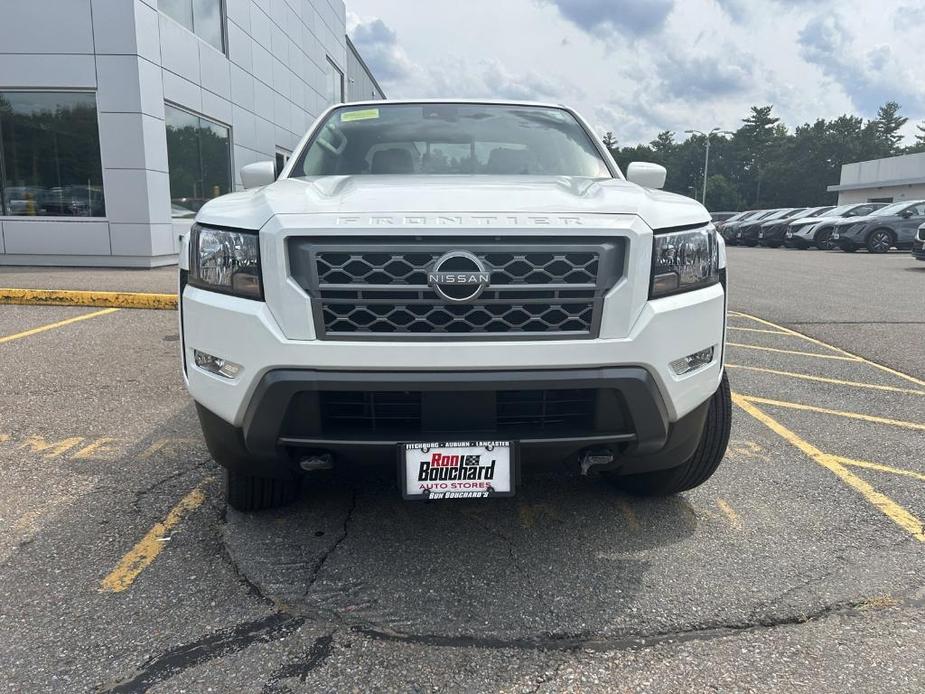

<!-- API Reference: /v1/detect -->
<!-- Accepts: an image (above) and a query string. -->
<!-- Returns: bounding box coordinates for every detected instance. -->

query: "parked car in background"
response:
[831,200,925,253]
[721,209,772,246]
[737,208,798,247]
[759,206,832,247]
[711,211,739,224]
[785,203,886,249]
[913,223,925,261]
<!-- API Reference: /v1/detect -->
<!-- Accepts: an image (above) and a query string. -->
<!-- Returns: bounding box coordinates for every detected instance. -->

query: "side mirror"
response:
[626,162,667,189]
[899,209,913,218]
[240,161,276,189]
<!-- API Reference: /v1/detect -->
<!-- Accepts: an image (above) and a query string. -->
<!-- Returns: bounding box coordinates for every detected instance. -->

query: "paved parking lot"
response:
[1,248,923,692]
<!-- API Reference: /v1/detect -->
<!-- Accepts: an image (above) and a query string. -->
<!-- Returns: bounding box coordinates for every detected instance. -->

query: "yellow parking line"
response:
[730,311,925,388]
[832,457,925,483]
[735,394,925,431]
[726,364,925,396]
[727,326,791,336]
[732,394,924,542]
[0,287,176,310]
[0,307,119,345]
[716,499,743,530]
[100,484,206,593]
[728,342,862,362]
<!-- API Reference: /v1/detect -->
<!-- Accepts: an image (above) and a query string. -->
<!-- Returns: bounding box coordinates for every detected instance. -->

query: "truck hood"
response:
[196,175,710,231]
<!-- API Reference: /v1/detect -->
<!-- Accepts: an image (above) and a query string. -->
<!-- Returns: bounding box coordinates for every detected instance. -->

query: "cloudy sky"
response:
[346,0,925,146]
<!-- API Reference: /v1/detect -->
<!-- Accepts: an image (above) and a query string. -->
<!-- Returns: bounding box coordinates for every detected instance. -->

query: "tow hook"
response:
[299,453,334,472]
[579,449,615,476]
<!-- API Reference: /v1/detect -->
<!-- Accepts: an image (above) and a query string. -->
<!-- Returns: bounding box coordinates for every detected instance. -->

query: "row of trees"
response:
[602,102,925,211]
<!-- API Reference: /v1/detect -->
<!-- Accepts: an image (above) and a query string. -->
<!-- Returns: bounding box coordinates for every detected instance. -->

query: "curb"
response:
[0,288,178,310]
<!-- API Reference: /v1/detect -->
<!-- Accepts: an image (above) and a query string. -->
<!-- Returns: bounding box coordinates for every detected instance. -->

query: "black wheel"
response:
[226,470,301,512]
[866,229,893,253]
[743,240,758,247]
[815,228,835,250]
[766,241,782,248]
[611,373,731,496]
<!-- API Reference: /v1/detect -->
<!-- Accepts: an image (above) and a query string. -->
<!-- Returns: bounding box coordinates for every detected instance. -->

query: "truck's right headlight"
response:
[650,226,719,298]
[189,223,263,300]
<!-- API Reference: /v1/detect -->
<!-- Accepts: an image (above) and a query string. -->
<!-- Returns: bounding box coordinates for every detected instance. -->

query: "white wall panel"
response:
[159,15,200,83]
[3,221,111,256]
[200,43,231,99]
[0,54,96,88]
[1,0,94,54]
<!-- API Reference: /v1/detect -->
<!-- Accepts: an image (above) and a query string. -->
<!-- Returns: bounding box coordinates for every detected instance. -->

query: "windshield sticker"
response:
[341,108,380,122]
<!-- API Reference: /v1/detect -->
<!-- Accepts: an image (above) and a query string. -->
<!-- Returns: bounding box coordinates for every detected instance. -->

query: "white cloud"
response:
[799,13,925,115]
[540,0,675,38]
[345,0,924,145]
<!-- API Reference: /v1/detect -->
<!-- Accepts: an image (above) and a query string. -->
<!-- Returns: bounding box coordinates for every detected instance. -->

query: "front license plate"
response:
[758,231,764,238]
[401,441,514,500]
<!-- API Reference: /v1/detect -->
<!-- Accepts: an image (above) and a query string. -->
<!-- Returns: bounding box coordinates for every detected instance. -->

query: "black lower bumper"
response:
[196,367,711,479]
[913,241,925,260]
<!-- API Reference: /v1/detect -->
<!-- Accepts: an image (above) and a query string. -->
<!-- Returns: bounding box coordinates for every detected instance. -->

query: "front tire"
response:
[866,229,893,253]
[611,372,731,496]
[815,228,835,250]
[226,470,301,512]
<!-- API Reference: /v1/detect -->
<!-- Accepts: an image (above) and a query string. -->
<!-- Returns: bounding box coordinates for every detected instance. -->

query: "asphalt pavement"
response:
[0,247,923,693]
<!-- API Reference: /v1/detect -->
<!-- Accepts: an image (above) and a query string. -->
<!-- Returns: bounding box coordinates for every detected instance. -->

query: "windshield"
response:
[289,103,612,178]
[762,209,793,221]
[871,201,917,216]
[808,206,834,216]
[826,205,855,216]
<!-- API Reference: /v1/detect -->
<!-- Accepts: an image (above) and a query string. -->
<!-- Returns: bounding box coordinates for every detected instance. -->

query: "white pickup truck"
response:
[179,100,730,511]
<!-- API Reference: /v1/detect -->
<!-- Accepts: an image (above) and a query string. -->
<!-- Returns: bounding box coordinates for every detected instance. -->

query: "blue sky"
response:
[346,0,924,146]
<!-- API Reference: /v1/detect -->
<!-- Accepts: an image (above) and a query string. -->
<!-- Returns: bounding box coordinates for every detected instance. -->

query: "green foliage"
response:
[603,101,919,210]
[875,101,908,153]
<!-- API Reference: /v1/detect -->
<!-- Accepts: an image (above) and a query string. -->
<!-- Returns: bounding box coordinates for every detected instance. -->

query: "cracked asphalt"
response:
[1,248,924,693]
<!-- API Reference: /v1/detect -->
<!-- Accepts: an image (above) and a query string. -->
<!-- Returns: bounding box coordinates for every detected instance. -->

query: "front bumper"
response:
[194,366,713,478]
[913,239,925,260]
[759,225,786,244]
[183,281,725,429]
[831,226,866,243]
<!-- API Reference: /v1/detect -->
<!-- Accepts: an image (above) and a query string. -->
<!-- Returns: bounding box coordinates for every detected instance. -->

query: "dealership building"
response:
[828,151,925,205]
[0,0,383,267]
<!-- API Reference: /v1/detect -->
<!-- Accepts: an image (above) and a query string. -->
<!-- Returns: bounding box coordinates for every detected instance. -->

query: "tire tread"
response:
[613,372,731,496]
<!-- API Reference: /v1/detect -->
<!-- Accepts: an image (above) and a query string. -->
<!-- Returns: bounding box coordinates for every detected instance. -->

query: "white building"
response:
[0,0,382,267]
[828,151,925,205]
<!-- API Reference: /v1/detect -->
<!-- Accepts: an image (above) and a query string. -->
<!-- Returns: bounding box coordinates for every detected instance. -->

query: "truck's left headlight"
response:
[650,225,719,298]
[189,223,263,300]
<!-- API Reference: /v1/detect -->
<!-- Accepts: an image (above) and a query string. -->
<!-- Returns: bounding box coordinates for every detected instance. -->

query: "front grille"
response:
[315,388,612,438]
[322,302,594,334]
[289,237,624,340]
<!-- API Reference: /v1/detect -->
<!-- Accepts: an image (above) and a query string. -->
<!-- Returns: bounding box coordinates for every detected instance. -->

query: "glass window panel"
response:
[161,0,194,31]
[192,0,223,52]
[326,58,344,106]
[0,91,106,217]
[165,104,231,218]
[199,119,231,200]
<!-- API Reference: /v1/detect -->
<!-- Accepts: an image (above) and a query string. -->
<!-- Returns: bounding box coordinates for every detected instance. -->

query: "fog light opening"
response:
[670,347,715,376]
[193,350,243,379]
